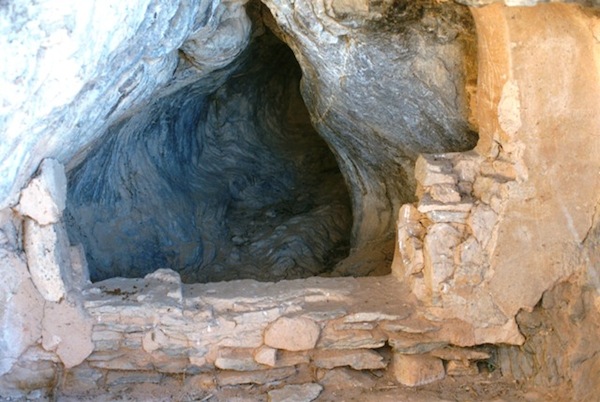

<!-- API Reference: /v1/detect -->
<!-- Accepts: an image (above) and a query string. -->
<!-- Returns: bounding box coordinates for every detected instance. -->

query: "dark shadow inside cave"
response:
[64,29,353,284]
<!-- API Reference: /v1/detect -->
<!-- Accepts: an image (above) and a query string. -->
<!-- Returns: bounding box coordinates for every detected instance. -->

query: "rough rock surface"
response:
[392,3,600,341]
[0,0,251,210]
[0,211,44,377]
[262,0,478,261]
[391,353,446,387]
[264,317,321,352]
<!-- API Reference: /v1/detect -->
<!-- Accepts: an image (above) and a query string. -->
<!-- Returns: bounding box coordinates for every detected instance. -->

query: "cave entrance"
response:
[65,28,353,284]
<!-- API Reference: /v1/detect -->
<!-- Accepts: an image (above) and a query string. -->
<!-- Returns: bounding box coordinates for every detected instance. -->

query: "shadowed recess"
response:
[65,31,353,283]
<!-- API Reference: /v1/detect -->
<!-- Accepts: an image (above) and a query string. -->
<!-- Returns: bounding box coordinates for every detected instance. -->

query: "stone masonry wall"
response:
[0,161,516,397]
[393,3,600,336]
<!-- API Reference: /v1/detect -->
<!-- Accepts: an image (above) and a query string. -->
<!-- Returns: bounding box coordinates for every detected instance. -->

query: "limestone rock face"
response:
[0,243,44,377]
[0,0,250,210]
[262,0,478,251]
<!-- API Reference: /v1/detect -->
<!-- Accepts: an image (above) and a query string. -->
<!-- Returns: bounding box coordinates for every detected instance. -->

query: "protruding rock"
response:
[23,218,71,302]
[391,353,445,387]
[264,317,320,352]
[429,346,491,362]
[415,154,456,187]
[70,244,90,290]
[311,349,386,370]
[418,194,473,214]
[254,345,278,367]
[16,159,67,225]
[430,184,462,203]
[423,223,464,298]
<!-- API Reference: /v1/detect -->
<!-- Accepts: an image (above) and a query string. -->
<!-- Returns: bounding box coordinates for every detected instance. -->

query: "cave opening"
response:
[64,26,353,284]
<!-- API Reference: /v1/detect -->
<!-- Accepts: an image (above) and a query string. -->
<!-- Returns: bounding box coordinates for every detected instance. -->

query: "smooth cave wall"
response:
[64,0,478,283]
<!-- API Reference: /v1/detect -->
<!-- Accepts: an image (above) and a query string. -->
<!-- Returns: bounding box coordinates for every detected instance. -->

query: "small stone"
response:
[106,370,163,386]
[418,194,473,214]
[276,351,311,367]
[215,348,265,371]
[254,345,278,367]
[398,204,426,238]
[60,365,103,394]
[429,346,491,362]
[453,151,483,183]
[398,235,425,275]
[410,276,429,302]
[415,155,456,187]
[388,335,447,354]
[311,349,386,370]
[87,351,154,371]
[446,360,479,376]
[216,367,296,386]
[472,176,504,205]
[318,367,377,390]
[423,223,463,296]
[492,159,517,180]
[391,353,445,386]
[425,210,470,224]
[264,317,320,352]
[317,326,386,349]
[454,237,485,286]
[184,373,216,390]
[16,159,67,225]
[429,184,461,203]
[468,203,498,248]
[153,356,190,373]
[334,322,377,331]
[267,383,323,402]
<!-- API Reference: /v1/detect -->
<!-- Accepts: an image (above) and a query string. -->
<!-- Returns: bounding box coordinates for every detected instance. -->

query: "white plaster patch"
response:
[497,79,522,137]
